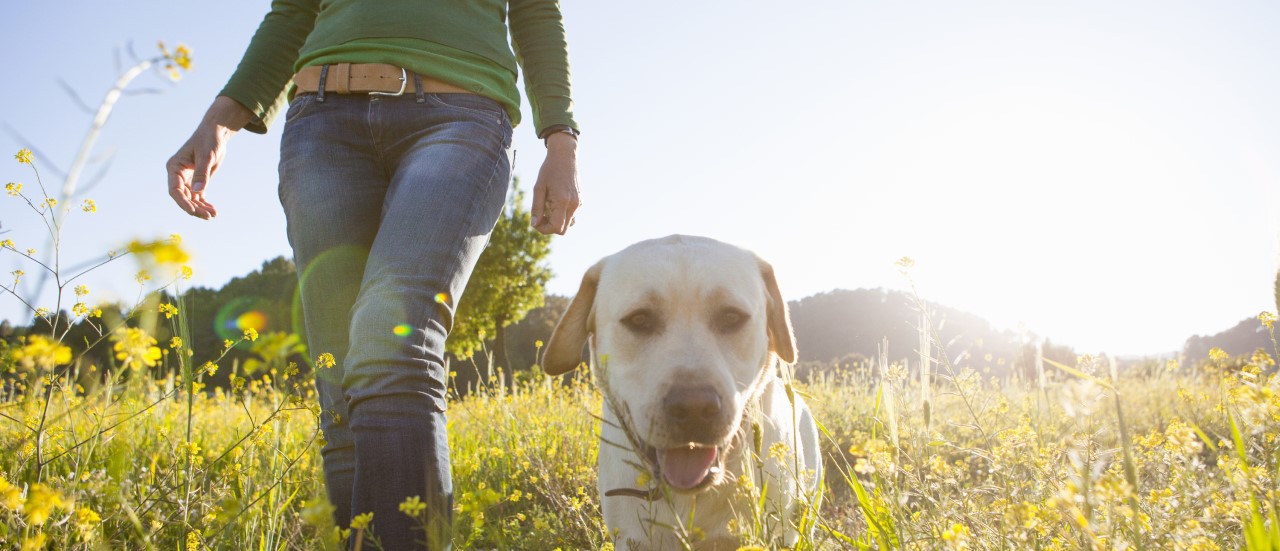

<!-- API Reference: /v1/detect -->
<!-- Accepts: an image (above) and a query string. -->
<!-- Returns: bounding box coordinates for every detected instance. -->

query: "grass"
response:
[2,326,1279,550]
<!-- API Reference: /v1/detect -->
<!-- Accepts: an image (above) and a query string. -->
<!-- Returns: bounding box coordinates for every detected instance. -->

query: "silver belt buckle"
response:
[369,67,408,97]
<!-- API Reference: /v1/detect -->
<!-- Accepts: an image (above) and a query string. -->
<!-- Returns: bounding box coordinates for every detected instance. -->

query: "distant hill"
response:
[787,288,1025,369]
[1182,317,1274,361]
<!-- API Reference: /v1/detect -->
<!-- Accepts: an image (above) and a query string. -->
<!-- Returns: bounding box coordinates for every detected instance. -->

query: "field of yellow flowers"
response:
[5,131,1280,549]
[2,315,1279,550]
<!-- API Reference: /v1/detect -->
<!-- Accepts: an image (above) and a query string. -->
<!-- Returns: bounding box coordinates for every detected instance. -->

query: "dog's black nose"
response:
[663,386,723,423]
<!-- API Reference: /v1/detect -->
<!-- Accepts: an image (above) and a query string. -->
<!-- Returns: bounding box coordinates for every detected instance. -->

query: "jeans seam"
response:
[438,130,511,335]
[367,99,390,178]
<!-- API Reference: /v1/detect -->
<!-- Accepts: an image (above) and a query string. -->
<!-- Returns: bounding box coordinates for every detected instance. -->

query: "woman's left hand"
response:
[531,132,580,235]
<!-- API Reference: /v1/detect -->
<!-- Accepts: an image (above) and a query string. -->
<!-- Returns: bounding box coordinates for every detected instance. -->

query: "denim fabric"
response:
[278,89,512,549]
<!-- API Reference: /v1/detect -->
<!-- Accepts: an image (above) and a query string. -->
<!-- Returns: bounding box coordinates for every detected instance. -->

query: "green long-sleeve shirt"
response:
[219,0,576,136]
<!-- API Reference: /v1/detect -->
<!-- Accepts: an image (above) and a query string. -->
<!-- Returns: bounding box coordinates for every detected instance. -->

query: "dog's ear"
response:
[759,259,797,364]
[543,260,603,375]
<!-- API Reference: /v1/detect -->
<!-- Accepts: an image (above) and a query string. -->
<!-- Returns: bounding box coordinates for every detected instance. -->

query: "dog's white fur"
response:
[544,235,822,550]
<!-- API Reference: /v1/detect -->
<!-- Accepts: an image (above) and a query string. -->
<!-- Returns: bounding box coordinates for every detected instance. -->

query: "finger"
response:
[167,156,200,215]
[191,190,218,219]
[533,214,557,235]
[530,180,548,228]
[540,200,570,235]
[563,195,581,231]
[536,181,580,234]
[532,199,560,234]
[192,148,217,194]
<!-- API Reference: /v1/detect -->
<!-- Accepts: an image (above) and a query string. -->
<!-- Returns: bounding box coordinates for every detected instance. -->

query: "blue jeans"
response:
[278,86,513,549]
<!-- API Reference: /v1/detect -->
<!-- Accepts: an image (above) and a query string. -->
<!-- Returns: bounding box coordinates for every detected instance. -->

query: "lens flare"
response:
[237,311,268,331]
[214,297,271,341]
[393,324,413,338]
[434,292,449,304]
[296,243,371,340]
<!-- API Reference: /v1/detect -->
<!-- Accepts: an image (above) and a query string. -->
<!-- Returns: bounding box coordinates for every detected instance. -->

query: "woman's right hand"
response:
[167,96,254,220]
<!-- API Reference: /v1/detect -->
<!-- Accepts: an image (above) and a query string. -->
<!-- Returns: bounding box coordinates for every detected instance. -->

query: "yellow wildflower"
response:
[350,511,374,530]
[128,238,190,266]
[399,495,427,516]
[174,45,193,70]
[72,302,89,317]
[74,506,101,529]
[1209,348,1229,362]
[941,522,971,549]
[159,303,179,319]
[44,198,57,208]
[768,441,789,461]
[74,284,89,296]
[11,335,72,371]
[854,456,875,475]
[1,239,13,248]
[182,265,194,280]
[5,182,21,196]
[0,475,23,509]
[20,534,47,551]
[15,148,33,164]
[244,328,259,342]
[1261,311,1277,330]
[81,199,96,213]
[113,327,162,370]
[316,352,336,369]
[301,499,336,527]
[135,270,151,284]
[23,483,66,525]
[170,337,183,349]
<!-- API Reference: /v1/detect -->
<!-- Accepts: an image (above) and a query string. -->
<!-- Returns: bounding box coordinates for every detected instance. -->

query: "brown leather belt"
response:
[293,63,473,95]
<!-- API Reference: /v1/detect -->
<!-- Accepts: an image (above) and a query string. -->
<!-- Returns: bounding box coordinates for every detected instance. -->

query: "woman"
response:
[165,1,580,548]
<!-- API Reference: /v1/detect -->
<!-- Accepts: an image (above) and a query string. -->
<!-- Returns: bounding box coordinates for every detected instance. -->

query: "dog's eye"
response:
[621,310,656,334]
[714,309,749,333]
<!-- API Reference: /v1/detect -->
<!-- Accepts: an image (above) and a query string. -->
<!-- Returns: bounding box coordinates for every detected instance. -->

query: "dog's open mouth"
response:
[646,443,723,491]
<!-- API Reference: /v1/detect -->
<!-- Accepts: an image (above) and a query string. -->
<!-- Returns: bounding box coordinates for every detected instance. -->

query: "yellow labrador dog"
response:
[544,235,822,550]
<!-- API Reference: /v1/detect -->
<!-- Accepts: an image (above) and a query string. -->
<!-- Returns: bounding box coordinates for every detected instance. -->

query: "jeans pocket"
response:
[284,93,318,123]
[426,93,507,125]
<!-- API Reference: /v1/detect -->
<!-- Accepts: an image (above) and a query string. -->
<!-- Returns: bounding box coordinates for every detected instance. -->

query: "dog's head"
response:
[544,235,796,492]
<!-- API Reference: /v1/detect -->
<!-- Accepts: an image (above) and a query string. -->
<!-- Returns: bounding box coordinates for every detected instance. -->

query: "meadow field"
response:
[2,317,1279,550]
[4,135,1280,549]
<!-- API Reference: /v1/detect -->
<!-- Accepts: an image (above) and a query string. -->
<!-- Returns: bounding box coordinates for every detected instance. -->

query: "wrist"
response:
[540,124,579,148]
[208,96,255,132]
[545,131,578,154]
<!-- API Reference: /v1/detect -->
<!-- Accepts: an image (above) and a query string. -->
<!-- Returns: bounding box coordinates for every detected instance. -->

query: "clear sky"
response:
[1,1,1277,356]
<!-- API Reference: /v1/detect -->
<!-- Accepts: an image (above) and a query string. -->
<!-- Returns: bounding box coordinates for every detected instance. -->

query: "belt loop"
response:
[332,63,351,94]
[414,73,425,103]
[317,64,329,102]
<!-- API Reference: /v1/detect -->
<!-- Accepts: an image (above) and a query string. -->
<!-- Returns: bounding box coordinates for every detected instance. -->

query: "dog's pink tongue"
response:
[657,446,717,490]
